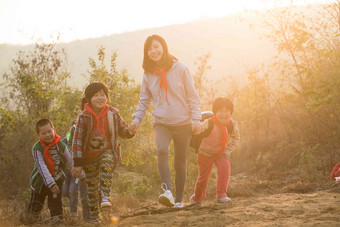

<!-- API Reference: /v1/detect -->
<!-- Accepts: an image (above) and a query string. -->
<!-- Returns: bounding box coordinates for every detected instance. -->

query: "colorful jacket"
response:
[72,105,134,167]
[30,141,72,193]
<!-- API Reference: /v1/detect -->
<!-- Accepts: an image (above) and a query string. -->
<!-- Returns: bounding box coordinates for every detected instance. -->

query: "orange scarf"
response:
[39,134,61,175]
[211,115,230,156]
[154,65,169,105]
[84,103,109,133]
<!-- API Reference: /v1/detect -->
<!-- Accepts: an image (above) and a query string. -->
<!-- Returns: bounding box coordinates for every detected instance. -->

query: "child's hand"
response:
[72,167,83,178]
[192,124,201,135]
[50,185,60,194]
[223,149,232,160]
[129,122,139,135]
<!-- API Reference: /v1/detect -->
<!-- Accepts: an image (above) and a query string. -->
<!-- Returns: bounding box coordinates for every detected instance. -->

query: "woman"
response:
[129,34,201,208]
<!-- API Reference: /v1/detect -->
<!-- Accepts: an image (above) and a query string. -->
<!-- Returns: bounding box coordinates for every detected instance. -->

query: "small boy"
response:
[27,119,72,225]
[190,97,240,206]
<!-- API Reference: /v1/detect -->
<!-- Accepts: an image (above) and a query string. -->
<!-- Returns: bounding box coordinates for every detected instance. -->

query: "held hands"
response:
[72,167,83,178]
[192,124,201,135]
[50,185,60,194]
[128,122,139,135]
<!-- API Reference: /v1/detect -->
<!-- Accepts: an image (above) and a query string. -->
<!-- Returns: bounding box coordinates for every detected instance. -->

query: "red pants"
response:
[193,153,230,202]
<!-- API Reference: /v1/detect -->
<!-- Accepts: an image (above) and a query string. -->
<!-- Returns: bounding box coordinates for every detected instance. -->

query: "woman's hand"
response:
[72,167,83,178]
[129,122,139,135]
[192,124,201,135]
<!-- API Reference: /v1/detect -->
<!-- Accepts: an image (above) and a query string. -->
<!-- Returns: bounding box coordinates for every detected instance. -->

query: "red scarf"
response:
[211,115,230,156]
[154,65,169,105]
[84,103,109,133]
[39,134,61,176]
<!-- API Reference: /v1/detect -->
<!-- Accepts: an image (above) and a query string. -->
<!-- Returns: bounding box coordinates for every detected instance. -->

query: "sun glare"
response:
[0,0,330,44]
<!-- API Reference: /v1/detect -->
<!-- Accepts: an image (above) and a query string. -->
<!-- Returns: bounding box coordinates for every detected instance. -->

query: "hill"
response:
[0,11,275,88]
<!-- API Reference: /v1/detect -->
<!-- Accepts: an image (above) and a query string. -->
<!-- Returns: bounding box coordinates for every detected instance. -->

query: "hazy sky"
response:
[0,0,328,45]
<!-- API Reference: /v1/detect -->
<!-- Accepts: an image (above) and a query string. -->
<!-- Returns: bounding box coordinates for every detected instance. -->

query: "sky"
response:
[0,0,329,45]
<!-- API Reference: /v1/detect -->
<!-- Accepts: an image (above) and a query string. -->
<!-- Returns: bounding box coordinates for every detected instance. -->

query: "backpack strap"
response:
[57,141,67,168]
[107,110,115,148]
[190,119,214,152]
[107,109,122,168]
[227,119,235,136]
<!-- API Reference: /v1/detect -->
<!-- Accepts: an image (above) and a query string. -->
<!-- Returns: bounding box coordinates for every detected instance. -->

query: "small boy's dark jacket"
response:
[29,141,67,193]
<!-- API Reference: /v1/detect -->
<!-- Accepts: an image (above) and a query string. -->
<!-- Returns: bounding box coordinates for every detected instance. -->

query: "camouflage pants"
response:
[83,151,114,220]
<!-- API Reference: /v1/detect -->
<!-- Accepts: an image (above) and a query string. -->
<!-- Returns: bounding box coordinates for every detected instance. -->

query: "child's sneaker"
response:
[173,202,183,208]
[47,216,63,226]
[87,219,100,225]
[25,213,41,225]
[190,195,202,207]
[101,195,112,208]
[158,183,175,207]
[216,196,231,203]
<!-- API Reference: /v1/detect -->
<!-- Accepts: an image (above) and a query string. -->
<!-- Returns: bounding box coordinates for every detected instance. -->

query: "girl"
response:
[62,120,90,220]
[129,34,201,208]
[72,82,134,223]
[190,97,240,206]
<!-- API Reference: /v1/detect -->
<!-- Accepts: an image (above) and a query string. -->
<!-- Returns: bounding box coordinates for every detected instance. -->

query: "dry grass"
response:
[1,165,336,226]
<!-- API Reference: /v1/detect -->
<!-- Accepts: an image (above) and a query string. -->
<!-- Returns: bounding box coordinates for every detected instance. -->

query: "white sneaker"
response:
[158,183,175,207]
[173,202,183,208]
[101,195,112,208]
[216,196,231,203]
[335,177,340,183]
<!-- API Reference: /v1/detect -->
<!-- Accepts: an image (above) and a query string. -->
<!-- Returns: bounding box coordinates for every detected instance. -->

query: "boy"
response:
[190,97,240,206]
[27,119,72,225]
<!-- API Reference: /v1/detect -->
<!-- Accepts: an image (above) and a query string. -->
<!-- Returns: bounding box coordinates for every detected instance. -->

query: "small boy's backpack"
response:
[190,111,235,153]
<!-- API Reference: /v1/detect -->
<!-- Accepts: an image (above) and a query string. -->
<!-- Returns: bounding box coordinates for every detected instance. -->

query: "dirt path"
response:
[113,190,340,227]
[1,186,339,226]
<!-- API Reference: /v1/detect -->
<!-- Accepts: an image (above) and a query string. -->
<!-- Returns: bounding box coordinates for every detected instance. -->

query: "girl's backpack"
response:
[330,163,340,181]
[190,111,235,153]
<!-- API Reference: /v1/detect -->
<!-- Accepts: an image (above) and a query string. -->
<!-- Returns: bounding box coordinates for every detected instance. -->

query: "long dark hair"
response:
[81,81,110,109]
[142,34,177,73]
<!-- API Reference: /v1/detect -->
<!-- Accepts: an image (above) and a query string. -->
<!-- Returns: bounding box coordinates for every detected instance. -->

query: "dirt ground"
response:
[1,178,339,226]
[111,190,340,227]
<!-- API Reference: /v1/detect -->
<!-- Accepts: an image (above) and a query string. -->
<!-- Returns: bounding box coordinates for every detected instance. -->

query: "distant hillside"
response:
[0,12,275,89]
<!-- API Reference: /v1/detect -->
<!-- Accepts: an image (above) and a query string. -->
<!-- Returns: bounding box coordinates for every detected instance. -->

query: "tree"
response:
[86,47,140,118]
[0,40,80,195]
[192,53,218,109]
[247,0,340,175]
[85,47,153,169]
[2,42,70,118]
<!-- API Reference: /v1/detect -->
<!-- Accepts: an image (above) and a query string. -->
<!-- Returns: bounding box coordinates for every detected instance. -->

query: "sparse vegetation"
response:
[0,1,339,226]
